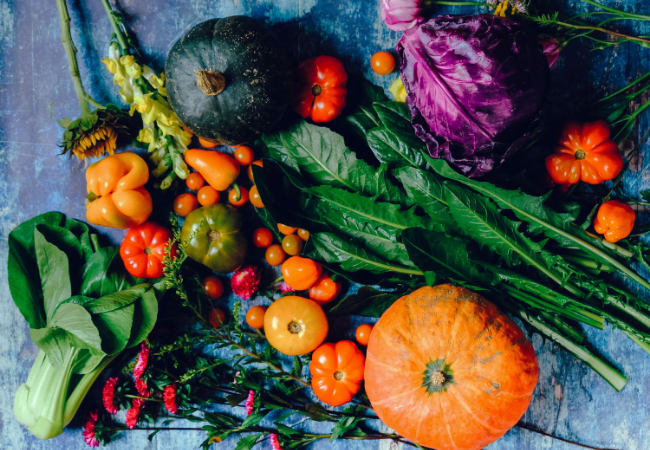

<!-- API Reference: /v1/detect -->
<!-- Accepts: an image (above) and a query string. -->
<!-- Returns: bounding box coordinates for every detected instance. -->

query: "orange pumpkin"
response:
[365,285,538,450]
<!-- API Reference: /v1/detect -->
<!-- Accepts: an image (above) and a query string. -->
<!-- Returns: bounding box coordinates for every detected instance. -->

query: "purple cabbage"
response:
[398,15,550,177]
[381,0,427,31]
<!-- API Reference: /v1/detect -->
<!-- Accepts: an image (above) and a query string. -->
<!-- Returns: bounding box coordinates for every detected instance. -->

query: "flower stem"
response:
[55,0,91,117]
[552,20,650,44]
[99,0,130,55]
[125,395,163,402]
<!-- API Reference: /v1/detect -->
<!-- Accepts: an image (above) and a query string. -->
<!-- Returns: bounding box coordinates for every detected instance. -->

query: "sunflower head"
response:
[58,106,133,161]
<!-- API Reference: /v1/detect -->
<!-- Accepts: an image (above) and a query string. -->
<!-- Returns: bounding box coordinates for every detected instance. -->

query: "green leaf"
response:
[275,423,300,436]
[367,127,426,169]
[274,411,297,424]
[254,206,284,243]
[345,79,389,137]
[373,101,412,131]
[35,224,84,280]
[34,229,72,322]
[81,247,141,297]
[93,304,135,355]
[330,416,362,441]
[49,303,103,351]
[80,284,149,314]
[303,403,331,422]
[234,434,262,450]
[125,288,159,348]
[8,212,67,329]
[57,117,72,128]
[641,190,650,203]
[328,285,410,317]
[240,411,269,428]
[311,233,423,276]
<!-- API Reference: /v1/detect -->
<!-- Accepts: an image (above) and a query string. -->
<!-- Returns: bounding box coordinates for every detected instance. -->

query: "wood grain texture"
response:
[0,0,649,449]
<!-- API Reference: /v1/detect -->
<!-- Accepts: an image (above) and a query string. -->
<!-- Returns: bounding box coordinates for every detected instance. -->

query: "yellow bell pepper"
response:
[85,153,153,229]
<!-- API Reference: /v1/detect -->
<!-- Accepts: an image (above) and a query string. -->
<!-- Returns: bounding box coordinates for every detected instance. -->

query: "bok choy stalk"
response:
[8,212,160,439]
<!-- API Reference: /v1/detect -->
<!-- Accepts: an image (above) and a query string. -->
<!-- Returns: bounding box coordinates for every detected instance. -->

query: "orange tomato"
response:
[264,296,328,355]
[186,172,205,190]
[355,323,373,346]
[297,229,310,241]
[198,137,218,148]
[209,308,226,328]
[278,223,297,235]
[174,193,199,217]
[229,187,249,206]
[309,274,342,305]
[185,149,240,191]
[248,160,263,182]
[265,244,285,266]
[249,185,264,208]
[310,341,365,406]
[197,186,219,206]
[203,276,224,300]
[281,256,322,291]
[282,234,303,256]
[246,305,267,329]
[253,228,273,248]
[594,200,635,243]
[234,146,255,166]
[370,51,395,75]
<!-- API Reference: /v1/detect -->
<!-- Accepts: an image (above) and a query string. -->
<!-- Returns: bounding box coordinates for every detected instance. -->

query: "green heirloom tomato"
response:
[181,204,247,273]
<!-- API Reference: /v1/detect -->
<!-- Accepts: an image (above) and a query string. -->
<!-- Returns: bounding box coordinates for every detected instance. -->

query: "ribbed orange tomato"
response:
[365,285,539,450]
[310,341,365,406]
[264,296,328,356]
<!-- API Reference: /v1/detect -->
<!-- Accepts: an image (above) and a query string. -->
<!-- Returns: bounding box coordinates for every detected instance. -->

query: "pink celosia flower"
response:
[133,342,149,381]
[164,384,179,414]
[231,265,262,300]
[381,0,428,31]
[279,282,294,293]
[102,377,119,414]
[270,433,282,450]
[125,398,144,429]
[135,378,149,398]
[245,390,255,415]
[82,411,99,447]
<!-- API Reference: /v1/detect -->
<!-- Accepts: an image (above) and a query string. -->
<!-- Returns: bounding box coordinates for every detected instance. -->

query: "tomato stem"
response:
[232,183,241,202]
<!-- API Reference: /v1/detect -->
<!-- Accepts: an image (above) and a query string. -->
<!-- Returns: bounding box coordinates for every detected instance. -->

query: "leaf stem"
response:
[99,0,130,55]
[55,0,91,117]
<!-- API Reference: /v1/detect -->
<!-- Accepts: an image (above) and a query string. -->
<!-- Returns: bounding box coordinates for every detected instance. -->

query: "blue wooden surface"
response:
[1,0,650,449]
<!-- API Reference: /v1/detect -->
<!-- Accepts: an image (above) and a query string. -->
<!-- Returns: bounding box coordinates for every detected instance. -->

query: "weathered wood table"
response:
[1,0,649,449]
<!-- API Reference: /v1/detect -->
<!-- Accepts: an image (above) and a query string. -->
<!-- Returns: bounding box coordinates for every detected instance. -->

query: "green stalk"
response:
[56,0,91,117]
[581,0,650,21]
[100,0,129,55]
[537,311,587,344]
[551,20,650,44]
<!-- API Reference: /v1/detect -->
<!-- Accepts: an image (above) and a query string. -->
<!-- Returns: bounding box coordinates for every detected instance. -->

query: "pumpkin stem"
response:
[207,230,221,242]
[196,70,227,96]
[575,149,586,160]
[430,370,446,386]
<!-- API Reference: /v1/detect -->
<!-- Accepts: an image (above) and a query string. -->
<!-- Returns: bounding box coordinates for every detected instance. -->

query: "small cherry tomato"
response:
[209,308,226,328]
[186,172,205,190]
[198,137,218,148]
[264,296,328,356]
[120,222,178,279]
[282,234,304,256]
[309,274,342,305]
[234,146,255,166]
[197,186,219,206]
[594,200,635,243]
[229,187,249,207]
[281,256,322,291]
[355,323,373,346]
[370,51,395,75]
[174,193,199,217]
[310,340,365,406]
[246,305,267,329]
[249,185,265,209]
[297,229,310,241]
[248,160,263,182]
[278,223,297,235]
[203,276,224,300]
[265,244,285,266]
[253,228,274,248]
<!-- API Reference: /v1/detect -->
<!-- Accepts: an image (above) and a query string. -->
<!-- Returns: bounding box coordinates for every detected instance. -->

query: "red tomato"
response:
[253,228,273,248]
[310,341,365,406]
[203,276,224,300]
[120,222,178,279]
[370,52,395,75]
[174,193,198,217]
[293,56,348,123]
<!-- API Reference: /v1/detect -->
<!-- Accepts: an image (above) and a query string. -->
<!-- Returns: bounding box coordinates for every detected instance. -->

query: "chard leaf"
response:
[367,127,426,169]
[306,185,432,232]
[401,228,494,287]
[328,285,412,317]
[345,79,388,137]
[310,232,422,276]
[394,167,457,229]
[35,229,72,322]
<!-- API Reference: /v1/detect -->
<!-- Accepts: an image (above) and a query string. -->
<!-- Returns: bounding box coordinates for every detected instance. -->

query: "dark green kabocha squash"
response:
[165,16,292,145]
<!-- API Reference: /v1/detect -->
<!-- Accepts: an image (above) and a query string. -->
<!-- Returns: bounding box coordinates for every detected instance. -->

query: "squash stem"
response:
[55,0,91,117]
[99,0,130,56]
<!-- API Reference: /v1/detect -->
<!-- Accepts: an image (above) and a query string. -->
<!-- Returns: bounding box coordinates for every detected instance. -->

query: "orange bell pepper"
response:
[594,200,635,243]
[309,273,342,305]
[281,256,322,291]
[86,152,152,229]
[545,120,623,185]
[184,149,240,191]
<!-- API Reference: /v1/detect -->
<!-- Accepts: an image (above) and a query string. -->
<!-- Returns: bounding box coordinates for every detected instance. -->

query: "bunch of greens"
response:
[8,212,161,439]
[252,81,650,391]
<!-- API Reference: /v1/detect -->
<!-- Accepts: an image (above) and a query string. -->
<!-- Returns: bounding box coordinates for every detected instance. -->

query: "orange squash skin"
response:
[365,284,538,450]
